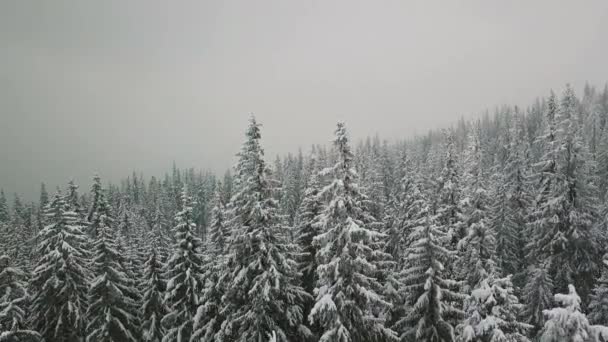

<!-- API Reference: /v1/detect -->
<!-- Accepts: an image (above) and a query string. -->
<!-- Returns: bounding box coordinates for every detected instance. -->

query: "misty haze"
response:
[1,1,608,341]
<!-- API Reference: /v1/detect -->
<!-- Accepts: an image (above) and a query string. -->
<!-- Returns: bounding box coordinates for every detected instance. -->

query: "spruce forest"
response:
[5,83,608,342]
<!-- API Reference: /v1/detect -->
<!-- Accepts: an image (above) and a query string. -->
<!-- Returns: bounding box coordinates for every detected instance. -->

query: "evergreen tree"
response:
[522,263,554,337]
[309,122,396,342]
[540,285,593,342]
[492,119,531,284]
[295,155,323,298]
[220,116,310,342]
[434,130,464,248]
[11,195,24,226]
[282,151,305,227]
[526,91,559,266]
[29,192,90,342]
[589,269,608,326]
[396,208,464,342]
[88,174,112,238]
[161,186,206,342]
[294,154,324,337]
[207,182,229,257]
[140,247,166,342]
[38,184,48,210]
[86,215,140,342]
[0,190,9,224]
[458,275,531,342]
[150,202,171,261]
[0,254,40,341]
[597,128,608,201]
[192,184,227,341]
[552,86,601,297]
[457,124,495,291]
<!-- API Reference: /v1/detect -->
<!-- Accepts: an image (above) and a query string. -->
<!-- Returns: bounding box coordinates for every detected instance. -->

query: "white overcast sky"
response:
[1,0,607,200]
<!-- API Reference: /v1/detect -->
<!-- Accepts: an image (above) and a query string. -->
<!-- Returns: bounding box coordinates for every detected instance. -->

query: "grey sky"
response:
[1,0,607,200]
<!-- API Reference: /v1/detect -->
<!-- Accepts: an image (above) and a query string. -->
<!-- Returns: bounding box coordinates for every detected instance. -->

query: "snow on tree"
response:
[295,154,324,298]
[116,202,145,282]
[458,275,531,342]
[161,186,206,342]
[589,268,608,326]
[491,117,531,284]
[293,152,325,336]
[540,285,593,342]
[526,91,559,264]
[11,195,25,226]
[149,202,171,261]
[434,129,464,249]
[396,206,464,342]
[597,127,608,201]
[140,247,166,342]
[0,254,40,341]
[522,263,554,337]
[457,124,496,290]
[219,115,310,342]
[282,150,305,227]
[527,87,602,301]
[191,182,228,342]
[29,191,90,342]
[309,122,396,342]
[88,174,112,238]
[551,86,601,298]
[383,152,426,264]
[0,191,9,225]
[86,215,140,342]
[382,153,428,328]
[206,181,229,258]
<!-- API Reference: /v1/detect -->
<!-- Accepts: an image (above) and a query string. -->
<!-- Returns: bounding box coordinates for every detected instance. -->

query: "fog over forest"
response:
[1,1,607,199]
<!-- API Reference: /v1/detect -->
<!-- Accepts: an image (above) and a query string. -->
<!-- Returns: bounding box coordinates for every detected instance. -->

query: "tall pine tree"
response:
[29,191,90,342]
[309,122,396,342]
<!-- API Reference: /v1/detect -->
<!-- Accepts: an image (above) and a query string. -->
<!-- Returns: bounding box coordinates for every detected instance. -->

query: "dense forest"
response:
[2,83,608,341]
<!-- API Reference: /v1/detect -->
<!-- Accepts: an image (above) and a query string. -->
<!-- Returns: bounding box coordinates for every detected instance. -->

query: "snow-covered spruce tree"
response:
[29,191,90,342]
[457,275,531,342]
[523,92,560,335]
[192,182,228,341]
[282,150,305,227]
[526,91,559,266]
[161,186,206,342]
[86,214,140,342]
[140,247,166,342]
[383,155,428,328]
[0,190,9,225]
[0,254,40,341]
[150,202,171,261]
[294,154,325,336]
[116,203,145,282]
[589,268,608,326]
[219,116,310,342]
[396,206,464,342]
[521,263,554,337]
[457,124,496,290]
[434,129,464,248]
[539,285,593,342]
[552,86,601,298]
[295,155,324,298]
[207,181,230,257]
[527,87,602,301]
[597,127,608,200]
[492,118,531,284]
[309,122,396,342]
[88,174,112,238]
[383,152,426,264]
